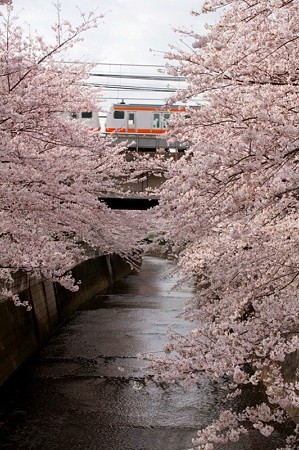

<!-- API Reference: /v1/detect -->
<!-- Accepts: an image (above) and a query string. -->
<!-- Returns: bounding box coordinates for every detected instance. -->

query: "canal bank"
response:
[0,254,132,386]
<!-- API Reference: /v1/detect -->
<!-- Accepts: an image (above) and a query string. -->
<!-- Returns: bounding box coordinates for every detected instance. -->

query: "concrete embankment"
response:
[0,254,132,385]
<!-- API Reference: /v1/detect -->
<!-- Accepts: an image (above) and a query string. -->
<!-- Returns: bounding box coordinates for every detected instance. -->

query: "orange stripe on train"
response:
[105,128,168,134]
[113,106,186,112]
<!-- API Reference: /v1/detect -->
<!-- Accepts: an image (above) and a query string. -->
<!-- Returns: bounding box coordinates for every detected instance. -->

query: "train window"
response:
[153,113,160,128]
[81,111,93,118]
[114,111,125,119]
[161,113,170,129]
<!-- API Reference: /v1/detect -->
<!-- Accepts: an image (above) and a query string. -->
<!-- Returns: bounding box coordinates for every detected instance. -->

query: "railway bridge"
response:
[99,148,183,210]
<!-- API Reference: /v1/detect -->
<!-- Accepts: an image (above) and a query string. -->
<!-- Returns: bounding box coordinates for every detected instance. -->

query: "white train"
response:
[105,103,185,134]
[104,103,188,151]
[69,111,100,131]
[68,103,189,151]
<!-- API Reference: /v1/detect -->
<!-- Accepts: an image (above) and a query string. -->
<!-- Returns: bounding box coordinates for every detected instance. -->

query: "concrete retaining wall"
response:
[0,254,132,385]
[282,350,299,424]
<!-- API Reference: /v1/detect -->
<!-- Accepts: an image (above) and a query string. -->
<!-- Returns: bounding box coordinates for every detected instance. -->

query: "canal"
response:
[0,256,290,449]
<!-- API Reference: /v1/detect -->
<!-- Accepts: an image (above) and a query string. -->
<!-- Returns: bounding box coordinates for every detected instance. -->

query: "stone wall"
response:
[0,254,132,385]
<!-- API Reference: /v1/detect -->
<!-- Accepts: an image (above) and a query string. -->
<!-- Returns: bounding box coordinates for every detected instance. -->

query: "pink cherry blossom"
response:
[151,0,299,448]
[0,3,157,305]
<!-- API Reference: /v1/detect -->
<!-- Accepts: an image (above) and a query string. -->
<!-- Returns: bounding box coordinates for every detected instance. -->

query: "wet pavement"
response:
[0,257,290,450]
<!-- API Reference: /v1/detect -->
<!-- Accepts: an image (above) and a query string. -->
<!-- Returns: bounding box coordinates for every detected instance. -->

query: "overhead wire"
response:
[64,61,184,105]
[89,73,185,82]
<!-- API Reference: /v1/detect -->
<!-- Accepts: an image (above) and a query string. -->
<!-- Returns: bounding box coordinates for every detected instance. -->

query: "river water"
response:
[0,257,290,450]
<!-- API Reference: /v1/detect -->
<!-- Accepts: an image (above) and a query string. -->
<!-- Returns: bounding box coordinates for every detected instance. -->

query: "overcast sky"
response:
[11,1,216,109]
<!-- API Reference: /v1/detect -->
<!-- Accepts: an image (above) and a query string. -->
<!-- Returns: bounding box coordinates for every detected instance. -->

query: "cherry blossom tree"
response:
[151,0,299,448]
[0,2,152,306]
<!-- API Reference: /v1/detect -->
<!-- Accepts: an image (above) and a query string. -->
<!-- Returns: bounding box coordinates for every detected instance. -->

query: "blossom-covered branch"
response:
[151,0,299,448]
[0,2,154,306]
